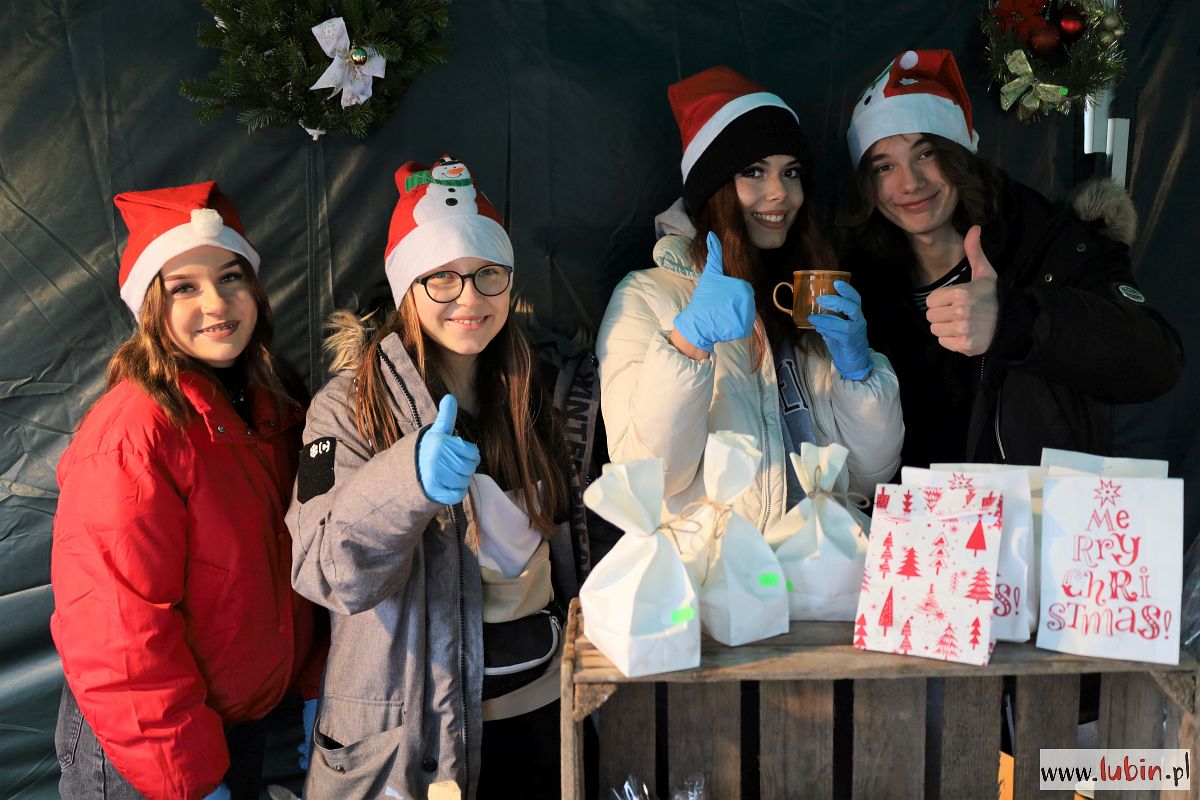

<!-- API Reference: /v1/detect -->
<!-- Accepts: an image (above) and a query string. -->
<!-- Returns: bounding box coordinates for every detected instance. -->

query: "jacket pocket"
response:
[305,722,410,800]
[184,559,238,638]
[54,685,85,769]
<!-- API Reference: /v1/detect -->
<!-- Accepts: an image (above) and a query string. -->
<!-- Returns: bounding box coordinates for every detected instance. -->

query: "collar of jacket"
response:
[179,369,302,442]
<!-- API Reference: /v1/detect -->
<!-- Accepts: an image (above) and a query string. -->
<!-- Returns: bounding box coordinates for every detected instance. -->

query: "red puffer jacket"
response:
[51,371,326,800]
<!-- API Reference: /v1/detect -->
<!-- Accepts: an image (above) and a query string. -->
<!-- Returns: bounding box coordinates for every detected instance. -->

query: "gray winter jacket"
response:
[287,324,586,800]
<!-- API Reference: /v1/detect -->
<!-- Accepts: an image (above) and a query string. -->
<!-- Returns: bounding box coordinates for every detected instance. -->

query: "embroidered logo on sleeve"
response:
[1115,283,1146,303]
[297,437,336,503]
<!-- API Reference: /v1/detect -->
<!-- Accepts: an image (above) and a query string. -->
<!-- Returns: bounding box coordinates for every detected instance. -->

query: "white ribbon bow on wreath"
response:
[309,17,387,108]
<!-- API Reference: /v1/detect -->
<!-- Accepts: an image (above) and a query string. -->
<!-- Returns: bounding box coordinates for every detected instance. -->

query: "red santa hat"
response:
[113,182,260,318]
[384,155,513,306]
[668,66,806,215]
[846,49,979,167]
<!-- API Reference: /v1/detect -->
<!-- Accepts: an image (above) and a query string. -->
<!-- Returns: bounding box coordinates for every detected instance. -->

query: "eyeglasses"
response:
[416,264,513,303]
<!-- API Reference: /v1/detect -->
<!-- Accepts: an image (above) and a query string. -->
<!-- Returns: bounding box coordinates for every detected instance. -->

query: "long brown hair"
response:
[101,257,300,429]
[351,292,568,537]
[844,133,1004,263]
[688,180,838,367]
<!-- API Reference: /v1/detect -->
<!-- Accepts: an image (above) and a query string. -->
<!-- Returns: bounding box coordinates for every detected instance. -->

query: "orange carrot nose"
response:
[448,166,464,176]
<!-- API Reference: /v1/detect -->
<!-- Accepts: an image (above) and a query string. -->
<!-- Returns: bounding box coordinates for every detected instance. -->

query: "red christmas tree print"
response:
[981,491,996,508]
[854,614,867,649]
[860,566,871,593]
[879,532,894,577]
[878,588,894,635]
[875,487,890,509]
[897,546,921,579]
[966,567,993,603]
[917,584,943,620]
[992,496,1004,529]
[930,535,949,575]
[935,623,960,660]
[969,617,982,648]
[902,490,913,514]
[922,486,943,512]
[898,618,913,655]
[966,518,988,556]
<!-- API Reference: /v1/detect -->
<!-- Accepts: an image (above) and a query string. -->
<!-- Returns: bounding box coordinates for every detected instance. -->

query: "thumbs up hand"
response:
[673,231,757,353]
[417,394,480,505]
[924,225,999,356]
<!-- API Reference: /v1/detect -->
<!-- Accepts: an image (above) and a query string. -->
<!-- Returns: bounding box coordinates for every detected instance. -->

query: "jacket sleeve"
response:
[812,346,905,498]
[991,238,1184,403]
[596,273,716,496]
[287,377,441,616]
[51,449,228,800]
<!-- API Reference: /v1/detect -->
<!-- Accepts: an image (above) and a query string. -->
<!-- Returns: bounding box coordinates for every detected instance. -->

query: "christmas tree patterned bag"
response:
[674,432,789,646]
[902,467,1035,642]
[765,443,870,621]
[854,485,1004,666]
[1036,475,1182,665]
[579,459,700,677]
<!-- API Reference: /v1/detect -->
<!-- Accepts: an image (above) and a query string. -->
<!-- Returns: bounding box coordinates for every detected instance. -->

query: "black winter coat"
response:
[846,175,1184,468]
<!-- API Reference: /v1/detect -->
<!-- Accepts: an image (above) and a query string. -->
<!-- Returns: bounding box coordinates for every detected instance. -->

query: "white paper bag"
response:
[765,443,869,621]
[1036,476,1182,665]
[903,467,1035,641]
[678,432,789,646]
[579,459,700,677]
[1041,448,1170,479]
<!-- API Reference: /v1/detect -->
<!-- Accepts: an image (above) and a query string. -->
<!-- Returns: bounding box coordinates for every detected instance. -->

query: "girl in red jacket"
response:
[50,182,325,800]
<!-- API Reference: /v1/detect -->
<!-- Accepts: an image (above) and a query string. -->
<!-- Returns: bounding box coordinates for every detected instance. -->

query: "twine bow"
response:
[806,465,872,511]
[1000,50,1070,121]
[659,498,733,587]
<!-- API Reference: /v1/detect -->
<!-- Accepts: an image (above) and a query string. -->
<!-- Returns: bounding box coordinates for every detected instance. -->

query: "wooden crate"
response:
[560,599,1200,799]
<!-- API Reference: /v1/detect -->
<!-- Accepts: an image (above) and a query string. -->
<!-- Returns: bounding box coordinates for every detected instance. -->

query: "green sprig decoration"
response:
[981,0,1127,122]
[181,0,450,138]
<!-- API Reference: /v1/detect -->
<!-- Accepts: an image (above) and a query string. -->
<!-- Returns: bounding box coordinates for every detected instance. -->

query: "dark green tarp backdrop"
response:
[2,0,1196,796]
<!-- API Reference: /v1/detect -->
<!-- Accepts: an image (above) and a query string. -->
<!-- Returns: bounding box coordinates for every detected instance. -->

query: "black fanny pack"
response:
[481,600,564,700]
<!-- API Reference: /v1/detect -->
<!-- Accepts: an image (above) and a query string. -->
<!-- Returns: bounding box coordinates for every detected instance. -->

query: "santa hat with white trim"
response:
[384,155,513,307]
[847,49,979,168]
[114,181,260,319]
[668,66,807,216]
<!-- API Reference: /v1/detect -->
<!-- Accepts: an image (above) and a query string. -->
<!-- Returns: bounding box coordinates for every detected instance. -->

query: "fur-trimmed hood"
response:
[1068,178,1137,246]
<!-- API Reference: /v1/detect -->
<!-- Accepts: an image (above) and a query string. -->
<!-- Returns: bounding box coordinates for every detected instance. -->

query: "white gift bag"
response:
[1041,448,1170,479]
[677,432,789,646]
[765,443,870,621]
[903,467,1035,641]
[1036,475,1182,665]
[579,459,700,677]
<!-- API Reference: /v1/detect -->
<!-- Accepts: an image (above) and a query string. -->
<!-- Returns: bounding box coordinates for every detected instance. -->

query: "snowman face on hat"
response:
[414,159,480,223]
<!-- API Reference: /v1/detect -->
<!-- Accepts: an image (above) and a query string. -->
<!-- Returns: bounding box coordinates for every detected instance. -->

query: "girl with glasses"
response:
[288,156,587,799]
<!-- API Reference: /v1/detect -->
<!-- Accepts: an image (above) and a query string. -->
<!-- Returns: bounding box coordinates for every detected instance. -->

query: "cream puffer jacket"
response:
[596,203,904,533]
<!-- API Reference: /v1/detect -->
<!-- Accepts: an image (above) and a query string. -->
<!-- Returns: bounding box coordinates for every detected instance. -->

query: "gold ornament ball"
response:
[350,46,368,65]
[1098,31,1116,47]
[1112,25,1126,38]
[1100,13,1121,31]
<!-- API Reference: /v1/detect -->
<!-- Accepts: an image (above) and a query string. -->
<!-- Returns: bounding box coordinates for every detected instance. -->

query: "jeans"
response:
[55,684,267,800]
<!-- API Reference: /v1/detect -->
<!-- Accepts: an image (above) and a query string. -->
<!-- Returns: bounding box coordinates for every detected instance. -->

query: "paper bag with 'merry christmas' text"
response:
[1036,475,1182,665]
[579,459,700,677]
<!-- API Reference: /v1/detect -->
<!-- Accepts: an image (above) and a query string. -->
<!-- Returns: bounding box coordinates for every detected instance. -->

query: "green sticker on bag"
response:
[787,580,795,592]
[758,572,782,587]
[671,605,695,625]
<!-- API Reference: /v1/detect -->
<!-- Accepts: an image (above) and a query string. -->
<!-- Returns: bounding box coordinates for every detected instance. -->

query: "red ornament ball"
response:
[1056,4,1086,43]
[1029,23,1062,57]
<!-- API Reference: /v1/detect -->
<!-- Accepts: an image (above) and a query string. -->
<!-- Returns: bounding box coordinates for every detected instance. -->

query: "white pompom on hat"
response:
[846,49,979,168]
[113,182,260,318]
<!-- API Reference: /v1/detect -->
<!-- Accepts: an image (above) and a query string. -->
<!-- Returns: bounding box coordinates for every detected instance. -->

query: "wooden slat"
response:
[561,599,584,800]
[667,682,741,799]
[597,683,656,797]
[571,623,1200,684]
[1098,673,1167,800]
[759,680,833,798]
[1160,698,1199,800]
[938,676,1002,798]
[852,678,925,799]
[1013,674,1079,799]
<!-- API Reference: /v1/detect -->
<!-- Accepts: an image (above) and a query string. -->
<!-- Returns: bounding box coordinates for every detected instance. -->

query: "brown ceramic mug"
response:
[772,270,852,328]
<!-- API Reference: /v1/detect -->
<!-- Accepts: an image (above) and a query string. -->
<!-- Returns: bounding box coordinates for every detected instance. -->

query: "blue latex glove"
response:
[417,395,480,505]
[809,280,872,381]
[673,232,756,352]
[204,785,231,800]
[297,698,318,770]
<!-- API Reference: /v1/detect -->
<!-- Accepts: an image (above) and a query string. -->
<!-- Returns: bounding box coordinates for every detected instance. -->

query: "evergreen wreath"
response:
[980,0,1126,121]
[181,0,451,139]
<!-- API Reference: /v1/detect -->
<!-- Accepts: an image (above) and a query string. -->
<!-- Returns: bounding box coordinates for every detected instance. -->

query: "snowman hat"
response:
[384,155,513,306]
[114,181,260,319]
[847,49,979,168]
[668,66,806,215]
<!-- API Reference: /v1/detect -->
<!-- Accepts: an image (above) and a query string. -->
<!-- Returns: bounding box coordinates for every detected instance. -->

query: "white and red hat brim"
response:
[680,91,796,182]
[848,92,978,167]
[384,214,513,307]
